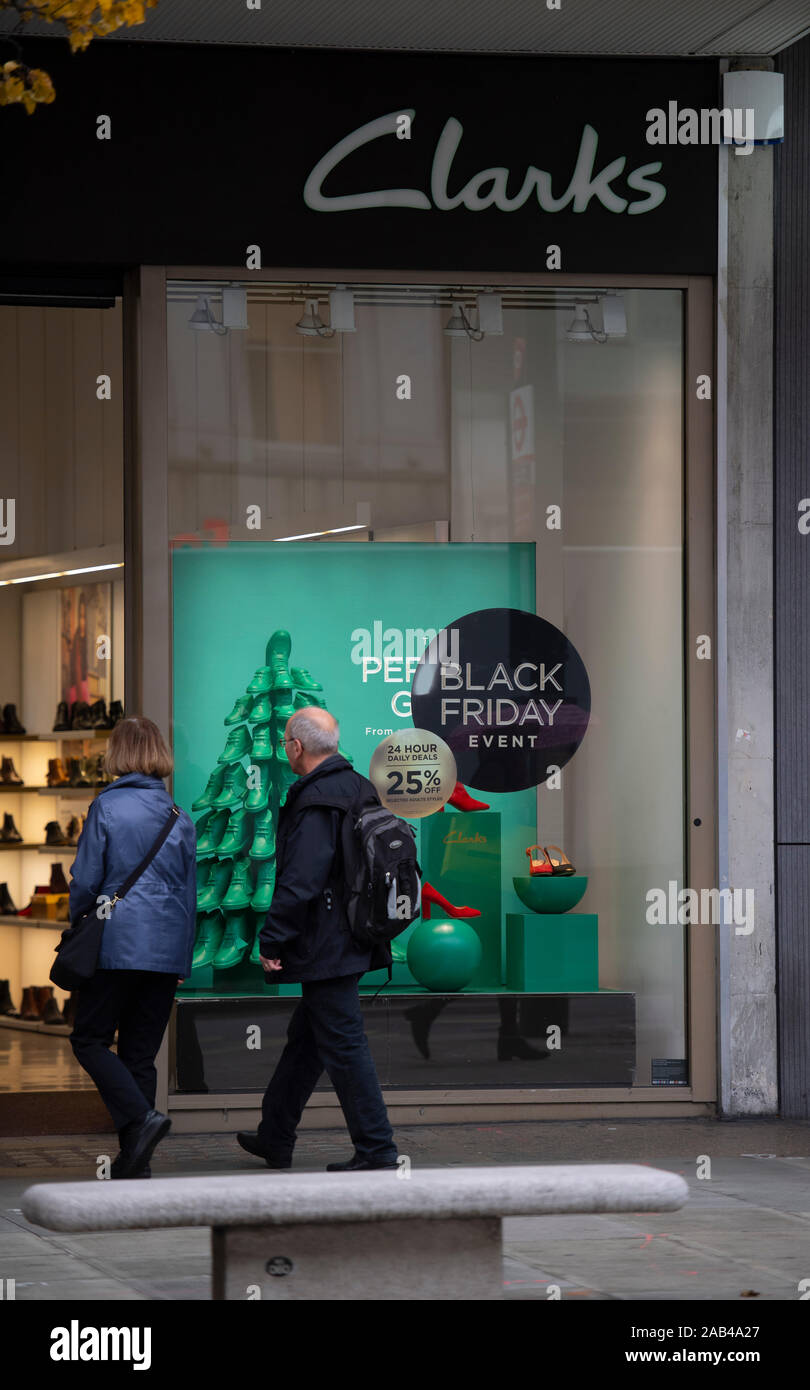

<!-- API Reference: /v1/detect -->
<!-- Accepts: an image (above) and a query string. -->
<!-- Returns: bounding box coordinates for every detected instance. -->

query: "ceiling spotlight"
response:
[188,295,227,335]
[566,304,607,344]
[443,302,483,340]
[296,298,335,337]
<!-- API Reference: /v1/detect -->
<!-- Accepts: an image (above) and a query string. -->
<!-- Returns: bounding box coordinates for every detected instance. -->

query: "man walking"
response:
[237,708,399,1172]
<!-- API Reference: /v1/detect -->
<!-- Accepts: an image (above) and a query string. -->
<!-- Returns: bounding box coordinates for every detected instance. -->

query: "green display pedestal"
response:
[505,913,599,991]
[421,811,502,989]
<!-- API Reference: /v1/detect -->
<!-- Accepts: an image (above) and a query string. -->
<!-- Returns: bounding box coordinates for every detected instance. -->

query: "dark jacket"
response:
[258,754,391,983]
[69,772,197,976]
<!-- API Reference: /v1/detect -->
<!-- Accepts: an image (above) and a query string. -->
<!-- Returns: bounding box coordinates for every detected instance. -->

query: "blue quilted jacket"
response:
[68,772,197,976]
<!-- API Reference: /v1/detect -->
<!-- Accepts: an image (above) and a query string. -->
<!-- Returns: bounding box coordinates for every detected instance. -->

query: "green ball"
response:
[406,919,482,992]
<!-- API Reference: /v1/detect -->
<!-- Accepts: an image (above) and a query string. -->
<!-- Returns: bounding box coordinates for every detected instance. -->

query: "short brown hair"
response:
[104,715,174,779]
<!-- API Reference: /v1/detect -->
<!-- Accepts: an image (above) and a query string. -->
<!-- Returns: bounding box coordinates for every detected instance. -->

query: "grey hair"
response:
[288,711,339,755]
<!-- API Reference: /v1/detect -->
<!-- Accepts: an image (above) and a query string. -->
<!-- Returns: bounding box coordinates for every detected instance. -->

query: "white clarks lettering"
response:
[50,1321,151,1370]
[305,110,666,216]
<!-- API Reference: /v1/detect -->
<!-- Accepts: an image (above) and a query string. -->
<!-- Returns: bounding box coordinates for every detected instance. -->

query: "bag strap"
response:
[110,804,180,907]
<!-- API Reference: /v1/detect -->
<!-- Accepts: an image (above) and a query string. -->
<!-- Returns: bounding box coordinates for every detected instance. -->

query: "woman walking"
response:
[69,716,196,1178]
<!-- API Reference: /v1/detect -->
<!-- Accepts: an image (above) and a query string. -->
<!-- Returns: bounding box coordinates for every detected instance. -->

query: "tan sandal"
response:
[544,845,576,876]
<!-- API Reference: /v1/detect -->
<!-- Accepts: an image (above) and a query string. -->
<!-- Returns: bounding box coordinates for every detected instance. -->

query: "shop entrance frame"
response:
[123,265,716,1127]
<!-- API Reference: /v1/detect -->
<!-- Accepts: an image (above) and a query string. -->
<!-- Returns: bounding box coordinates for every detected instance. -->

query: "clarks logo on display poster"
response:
[304,112,667,216]
[411,608,591,793]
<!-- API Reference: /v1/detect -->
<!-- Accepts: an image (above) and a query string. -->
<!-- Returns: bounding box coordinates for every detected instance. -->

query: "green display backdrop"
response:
[172,542,536,990]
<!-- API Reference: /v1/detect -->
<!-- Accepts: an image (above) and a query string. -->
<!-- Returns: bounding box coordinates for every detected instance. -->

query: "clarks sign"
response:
[305,111,666,217]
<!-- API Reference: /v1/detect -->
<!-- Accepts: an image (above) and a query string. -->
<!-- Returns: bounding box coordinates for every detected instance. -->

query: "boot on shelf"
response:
[89,699,113,729]
[36,985,63,1025]
[47,758,70,787]
[0,813,23,843]
[45,821,68,847]
[68,758,92,788]
[49,862,70,893]
[420,881,482,922]
[2,704,26,735]
[109,700,125,725]
[53,701,71,732]
[70,701,93,730]
[94,753,111,785]
[0,979,19,1016]
[0,757,23,785]
[65,817,81,846]
[0,882,17,914]
[20,986,41,1021]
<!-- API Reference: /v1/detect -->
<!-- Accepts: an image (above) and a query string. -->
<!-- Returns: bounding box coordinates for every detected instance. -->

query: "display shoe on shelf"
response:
[0,882,18,915]
[211,763,248,809]
[65,817,81,847]
[89,699,113,729]
[293,690,327,710]
[213,908,254,969]
[45,821,69,847]
[250,859,276,914]
[49,862,70,893]
[247,693,273,725]
[2,704,26,735]
[244,761,271,812]
[36,985,63,1026]
[93,754,110,786]
[0,756,23,785]
[420,881,482,921]
[70,758,92,788]
[265,629,292,669]
[47,758,70,788]
[270,668,294,695]
[191,912,226,969]
[195,808,230,859]
[246,666,273,695]
[224,694,253,726]
[70,701,93,731]
[52,701,71,732]
[291,666,323,693]
[0,979,19,1016]
[196,859,234,913]
[109,700,125,725]
[61,992,77,1028]
[544,844,577,876]
[249,808,276,861]
[249,725,274,761]
[216,807,252,858]
[269,699,296,726]
[191,764,226,812]
[217,725,252,764]
[1,813,23,843]
[220,858,254,911]
[20,986,41,1021]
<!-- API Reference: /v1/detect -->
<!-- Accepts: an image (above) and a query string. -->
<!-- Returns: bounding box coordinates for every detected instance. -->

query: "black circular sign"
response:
[410,608,591,793]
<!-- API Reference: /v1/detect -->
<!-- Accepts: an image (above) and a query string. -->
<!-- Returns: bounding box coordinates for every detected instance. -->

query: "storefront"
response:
[1,39,722,1130]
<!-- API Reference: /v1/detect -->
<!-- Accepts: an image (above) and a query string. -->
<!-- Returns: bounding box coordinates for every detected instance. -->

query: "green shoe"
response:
[212,763,248,809]
[218,725,253,764]
[213,909,253,969]
[197,859,234,912]
[216,807,252,858]
[270,669,293,695]
[245,761,271,812]
[249,909,271,965]
[196,809,230,859]
[192,765,226,811]
[249,808,276,861]
[338,747,354,764]
[246,666,272,694]
[248,693,273,725]
[265,630,292,668]
[291,666,323,692]
[270,700,296,725]
[250,725,274,761]
[294,691,327,710]
[250,860,276,913]
[224,694,253,726]
[221,858,254,910]
[192,912,226,969]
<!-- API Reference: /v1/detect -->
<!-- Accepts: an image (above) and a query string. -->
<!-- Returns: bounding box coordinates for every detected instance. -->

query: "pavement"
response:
[1,1117,809,1301]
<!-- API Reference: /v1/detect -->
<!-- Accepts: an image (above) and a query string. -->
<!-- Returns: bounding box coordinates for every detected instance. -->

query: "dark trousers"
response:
[259,973,397,1163]
[70,968,177,1132]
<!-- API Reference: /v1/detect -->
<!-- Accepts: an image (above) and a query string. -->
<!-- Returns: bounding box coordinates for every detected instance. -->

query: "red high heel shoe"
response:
[526,845,553,876]
[421,881,482,921]
[445,782,490,813]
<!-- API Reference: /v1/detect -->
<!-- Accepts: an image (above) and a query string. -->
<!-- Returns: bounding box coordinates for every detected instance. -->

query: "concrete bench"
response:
[22,1163,688,1300]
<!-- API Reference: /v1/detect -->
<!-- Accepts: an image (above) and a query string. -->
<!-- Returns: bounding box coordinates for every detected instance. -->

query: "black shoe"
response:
[109,700,125,726]
[112,1109,171,1179]
[236,1132,292,1168]
[497,1033,549,1061]
[1,813,22,843]
[326,1154,399,1172]
[44,821,68,846]
[89,699,113,729]
[0,979,19,1016]
[2,704,26,735]
[0,757,23,785]
[0,883,17,915]
[70,701,93,730]
[53,701,70,732]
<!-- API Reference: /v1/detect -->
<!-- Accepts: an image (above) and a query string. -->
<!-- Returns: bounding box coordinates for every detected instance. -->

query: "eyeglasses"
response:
[278,736,300,747]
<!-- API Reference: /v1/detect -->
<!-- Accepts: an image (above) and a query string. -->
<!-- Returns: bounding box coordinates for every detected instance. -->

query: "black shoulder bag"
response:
[49,804,180,992]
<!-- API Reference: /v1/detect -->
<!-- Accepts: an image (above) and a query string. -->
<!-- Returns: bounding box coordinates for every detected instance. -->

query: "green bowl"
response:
[513,875,588,914]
